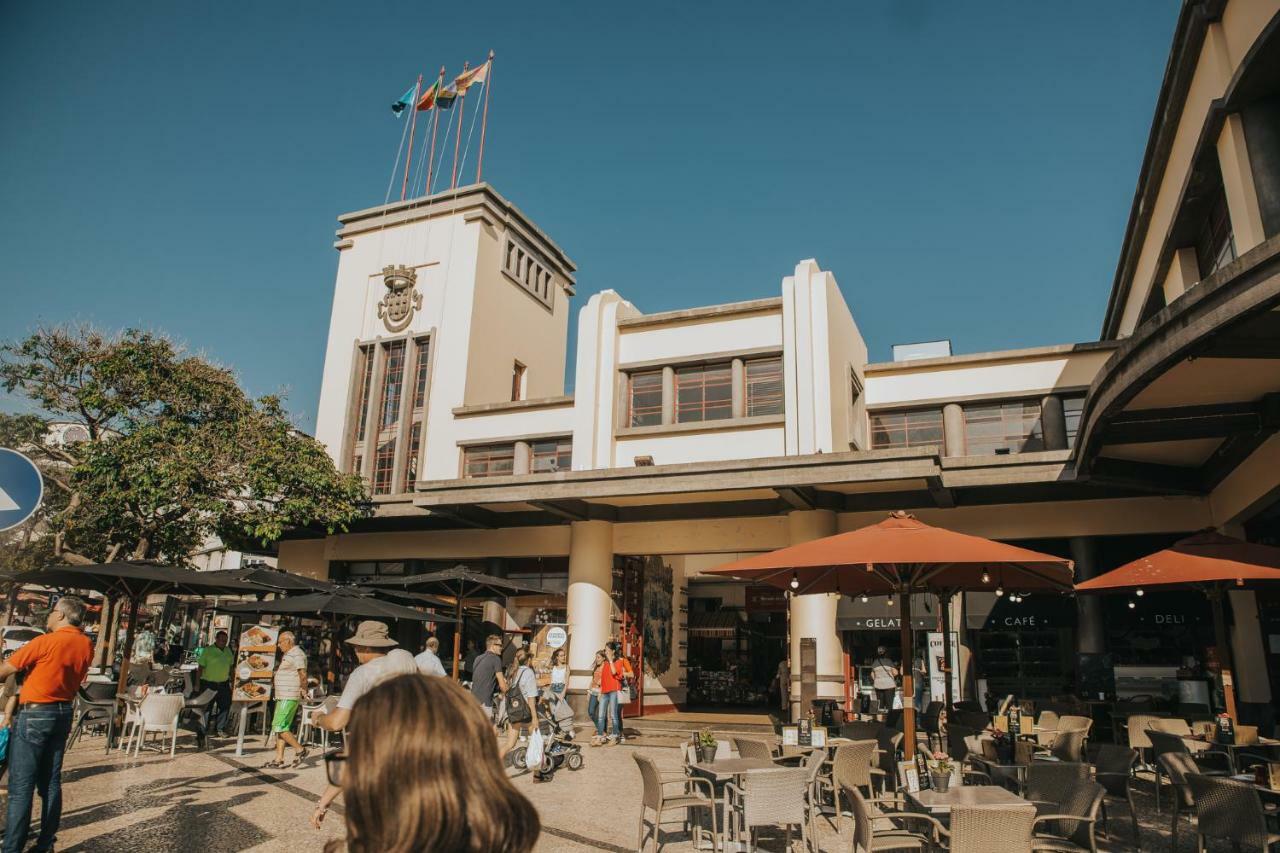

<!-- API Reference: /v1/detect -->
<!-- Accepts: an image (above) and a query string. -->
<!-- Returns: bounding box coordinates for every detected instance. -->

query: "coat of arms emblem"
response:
[377,264,422,333]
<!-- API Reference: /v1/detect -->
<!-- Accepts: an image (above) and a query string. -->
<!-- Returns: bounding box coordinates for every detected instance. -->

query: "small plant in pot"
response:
[990,729,1014,764]
[928,751,955,792]
[695,729,718,763]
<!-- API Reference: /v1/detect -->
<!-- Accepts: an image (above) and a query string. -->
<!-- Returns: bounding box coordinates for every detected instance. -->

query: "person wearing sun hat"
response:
[309,621,416,735]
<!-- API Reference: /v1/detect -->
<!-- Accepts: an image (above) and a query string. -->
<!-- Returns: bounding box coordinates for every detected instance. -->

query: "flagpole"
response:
[451,61,468,190]
[475,51,494,184]
[426,66,444,197]
[401,74,423,202]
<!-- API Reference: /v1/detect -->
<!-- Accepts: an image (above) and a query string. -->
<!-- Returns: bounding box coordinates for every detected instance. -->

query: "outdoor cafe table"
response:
[906,783,1031,824]
[1180,733,1280,773]
[688,758,785,852]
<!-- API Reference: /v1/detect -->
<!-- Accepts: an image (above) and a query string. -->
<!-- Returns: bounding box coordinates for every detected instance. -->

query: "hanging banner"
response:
[926,631,961,703]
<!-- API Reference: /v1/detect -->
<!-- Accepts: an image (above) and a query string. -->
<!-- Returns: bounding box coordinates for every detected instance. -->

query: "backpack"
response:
[504,667,533,724]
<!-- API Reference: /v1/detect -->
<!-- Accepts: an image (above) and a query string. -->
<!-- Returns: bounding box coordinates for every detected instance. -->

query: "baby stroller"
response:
[514,690,583,779]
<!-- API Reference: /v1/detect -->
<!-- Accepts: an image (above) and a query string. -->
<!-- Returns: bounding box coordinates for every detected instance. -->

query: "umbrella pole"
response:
[899,584,917,760]
[1207,588,1239,722]
[452,598,463,679]
[940,591,956,715]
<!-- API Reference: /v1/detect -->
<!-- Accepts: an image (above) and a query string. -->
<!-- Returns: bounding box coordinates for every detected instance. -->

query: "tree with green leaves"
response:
[0,326,368,569]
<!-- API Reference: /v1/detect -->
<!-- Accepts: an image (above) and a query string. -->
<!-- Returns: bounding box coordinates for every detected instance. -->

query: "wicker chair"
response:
[1036,710,1060,747]
[937,804,1038,853]
[828,740,885,838]
[947,723,979,762]
[1157,752,1203,850]
[842,782,937,852]
[799,747,828,843]
[1149,717,1211,754]
[725,767,811,852]
[1024,762,1090,816]
[1088,744,1139,850]
[1187,773,1280,852]
[919,701,944,751]
[1029,779,1104,852]
[875,729,903,782]
[1147,728,1232,813]
[1049,730,1087,763]
[733,737,776,763]
[841,720,884,741]
[1125,713,1161,768]
[631,752,719,852]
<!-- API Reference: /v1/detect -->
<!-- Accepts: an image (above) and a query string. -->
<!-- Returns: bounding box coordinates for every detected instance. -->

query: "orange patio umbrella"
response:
[705,511,1075,759]
[1075,530,1280,722]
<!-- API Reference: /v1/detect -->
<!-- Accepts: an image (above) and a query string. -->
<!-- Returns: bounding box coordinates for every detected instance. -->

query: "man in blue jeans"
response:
[0,596,94,853]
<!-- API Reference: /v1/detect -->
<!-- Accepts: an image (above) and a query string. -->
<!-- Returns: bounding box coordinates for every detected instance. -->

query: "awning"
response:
[688,611,741,639]
[837,592,935,631]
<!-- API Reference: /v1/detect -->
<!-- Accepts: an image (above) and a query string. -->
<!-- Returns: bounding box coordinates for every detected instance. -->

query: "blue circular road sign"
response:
[0,448,43,532]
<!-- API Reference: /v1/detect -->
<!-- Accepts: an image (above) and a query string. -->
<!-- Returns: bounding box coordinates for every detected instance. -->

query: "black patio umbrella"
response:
[364,565,555,677]
[218,589,453,623]
[6,561,269,700]
[354,586,454,610]
[204,566,340,594]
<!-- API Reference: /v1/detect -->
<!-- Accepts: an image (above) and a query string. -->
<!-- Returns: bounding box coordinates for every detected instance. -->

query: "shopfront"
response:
[968,592,1075,704]
[838,594,935,714]
[686,583,786,708]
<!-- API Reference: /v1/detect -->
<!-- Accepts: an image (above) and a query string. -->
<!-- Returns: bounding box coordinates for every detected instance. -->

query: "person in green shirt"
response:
[197,631,233,737]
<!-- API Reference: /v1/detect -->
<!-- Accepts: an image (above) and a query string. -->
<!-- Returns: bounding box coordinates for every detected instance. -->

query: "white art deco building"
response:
[282,0,1280,724]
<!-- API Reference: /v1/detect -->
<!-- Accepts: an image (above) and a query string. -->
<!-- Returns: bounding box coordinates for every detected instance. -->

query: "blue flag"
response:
[391,84,416,116]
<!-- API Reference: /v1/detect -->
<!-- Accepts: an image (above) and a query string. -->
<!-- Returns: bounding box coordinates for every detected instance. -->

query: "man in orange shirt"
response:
[0,596,94,853]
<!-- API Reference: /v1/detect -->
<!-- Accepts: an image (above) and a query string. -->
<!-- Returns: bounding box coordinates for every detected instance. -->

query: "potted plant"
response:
[928,751,955,792]
[695,729,718,763]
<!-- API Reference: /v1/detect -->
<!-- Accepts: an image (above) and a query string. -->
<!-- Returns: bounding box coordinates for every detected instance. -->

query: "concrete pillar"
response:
[1228,590,1272,706]
[566,520,614,707]
[513,441,531,476]
[1217,113,1268,254]
[1070,537,1105,655]
[661,366,676,425]
[787,510,840,721]
[942,403,965,457]
[731,358,745,418]
[482,558,508,628]
[1162,247,1202,303]
[1040,395,1067,451]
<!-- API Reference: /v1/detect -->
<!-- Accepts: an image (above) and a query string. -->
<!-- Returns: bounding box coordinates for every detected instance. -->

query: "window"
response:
[346,335,430,495]
[849,368,864,449]
[377,340,406,430]
[676,363,732,423]
[463,444,515,478]
[1196,192,1236,280]
[1062,396,1085,448]
[502,236,554,308]
[870,409,944,449]
[531,437,572,473]
[744,357,783,416]
[373,438,397,494]
[343,561,408,578]
[628,371,664,427]
[963,400,1044,455]
[511,361,526,402]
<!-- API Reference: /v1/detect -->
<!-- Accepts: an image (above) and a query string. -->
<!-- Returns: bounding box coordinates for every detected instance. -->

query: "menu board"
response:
[233,624,279,702]
[530,624,569,688]
[1215,713,1235,744]
[797,717,812,747]
[899,760,920,793]
[781,726,799,746]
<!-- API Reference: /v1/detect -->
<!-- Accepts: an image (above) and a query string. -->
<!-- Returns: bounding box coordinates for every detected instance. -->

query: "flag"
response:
[415,76,443,112]
[453,60,490,95]
[434,83,459,110]
[391,84,417,116]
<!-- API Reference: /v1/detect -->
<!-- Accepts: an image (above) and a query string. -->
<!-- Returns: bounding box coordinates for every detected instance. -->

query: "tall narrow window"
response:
[744,357,783,416]
[511,361,526,402]
[372,438,397,494]
[349,345,374,473]
[402,338,430,491]
[463,444,515,478]
[1062,396,1085,448]
[403,422,422,491]
[676,363,732,423]
[963,400,1044,455]
[531,437,572,473]
[628,371,664,427]
[378,340,406,431]
[869,409,944,449]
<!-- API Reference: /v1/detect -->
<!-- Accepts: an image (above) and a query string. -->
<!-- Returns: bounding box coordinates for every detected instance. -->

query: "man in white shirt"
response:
[869,646,899,715]
[414,636,447,677]
[311,621,414,734]
[266,631,308,768]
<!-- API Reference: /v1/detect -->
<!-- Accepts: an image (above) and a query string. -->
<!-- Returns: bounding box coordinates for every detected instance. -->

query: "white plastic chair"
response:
[116,686,149,752]
[298,696,340,749]
[127,694,185,757]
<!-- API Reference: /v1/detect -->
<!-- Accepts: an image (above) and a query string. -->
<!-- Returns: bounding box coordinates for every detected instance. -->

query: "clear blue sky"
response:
[1,2,1176,432]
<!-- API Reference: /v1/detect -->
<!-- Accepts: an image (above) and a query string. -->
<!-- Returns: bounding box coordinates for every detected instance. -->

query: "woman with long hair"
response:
[322,674,539,853]
[500,647,540,759]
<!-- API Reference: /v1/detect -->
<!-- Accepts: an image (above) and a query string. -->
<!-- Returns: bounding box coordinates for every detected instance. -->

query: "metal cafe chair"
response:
[1187,773,1280,852]
[1025,762,1090,817]
[1029,779,1105,853]
[725,766,812,852]
[938,804,1038,853]
[632,752,719,853]
[1158,752,1204,850]
[842,781,936,852]
[828,740,884,839]
[733,737,777,763]
[1147,728,1231,813]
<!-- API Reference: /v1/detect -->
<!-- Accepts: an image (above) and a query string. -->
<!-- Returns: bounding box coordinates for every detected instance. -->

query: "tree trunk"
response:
[106,600,122,665]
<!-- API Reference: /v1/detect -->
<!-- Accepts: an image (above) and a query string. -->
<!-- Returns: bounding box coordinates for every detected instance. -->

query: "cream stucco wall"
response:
[614,425,786,468]
[865,347,1112,407]
[617,312,783,364]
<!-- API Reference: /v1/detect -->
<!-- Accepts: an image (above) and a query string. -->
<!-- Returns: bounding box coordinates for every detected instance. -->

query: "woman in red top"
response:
[596,642,634,745]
